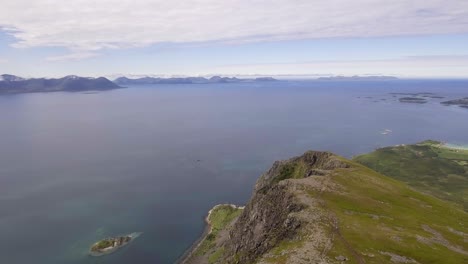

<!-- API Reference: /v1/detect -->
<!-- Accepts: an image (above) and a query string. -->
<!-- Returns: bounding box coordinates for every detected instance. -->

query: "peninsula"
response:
[354,140,468,207]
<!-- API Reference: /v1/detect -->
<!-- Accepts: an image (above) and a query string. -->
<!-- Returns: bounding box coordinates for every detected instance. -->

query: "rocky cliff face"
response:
[222,152,349,263]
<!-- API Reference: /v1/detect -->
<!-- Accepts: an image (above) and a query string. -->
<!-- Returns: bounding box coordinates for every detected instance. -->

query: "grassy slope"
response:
[353,141,468,208]
[194,205,243,263]
[258,156,467,264]
[320,159,467,264]
[188,150,467,264]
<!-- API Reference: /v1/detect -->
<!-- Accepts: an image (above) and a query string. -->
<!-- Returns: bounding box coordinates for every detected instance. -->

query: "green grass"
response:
[208,205,243,233]
[91,240,113,250]
[272,160,309,185]
[258,153,467,263]
[195,205,243,257]
[263,238,306,264]
[208,247,225,264]
[353,141,468,208]
[320,163,467,264]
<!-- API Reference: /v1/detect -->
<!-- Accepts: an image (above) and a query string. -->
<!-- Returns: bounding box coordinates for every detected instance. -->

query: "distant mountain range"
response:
[0,74,279,94]
[0,74,121,94]
[114,76,277,85]
[1,74,402,95]
[317,75,399,81]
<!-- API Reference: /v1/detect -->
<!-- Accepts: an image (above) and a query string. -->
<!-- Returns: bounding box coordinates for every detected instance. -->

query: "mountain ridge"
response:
[181,148,467,264]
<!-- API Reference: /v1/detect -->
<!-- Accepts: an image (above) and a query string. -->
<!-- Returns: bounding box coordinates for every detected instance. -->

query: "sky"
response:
[0,0,468,78]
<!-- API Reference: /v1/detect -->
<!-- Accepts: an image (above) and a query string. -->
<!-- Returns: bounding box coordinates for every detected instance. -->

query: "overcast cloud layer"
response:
[1,0,468,55]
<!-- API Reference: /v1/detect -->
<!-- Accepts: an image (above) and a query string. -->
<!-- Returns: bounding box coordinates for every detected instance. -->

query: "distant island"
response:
[90,232,141,256]
[317,75,398,81]
[398,97,428,104]
[441,97,468,109]
[114,76,277,85]
[390,92,445,99]
[0,74,121,94]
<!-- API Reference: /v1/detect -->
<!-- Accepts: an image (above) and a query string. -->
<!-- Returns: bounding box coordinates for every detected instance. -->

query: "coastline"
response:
[427,140,468,151]
[176,204,244,264]
[443,143,468,151]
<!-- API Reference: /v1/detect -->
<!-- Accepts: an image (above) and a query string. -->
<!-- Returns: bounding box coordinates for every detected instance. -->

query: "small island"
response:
[390,92,444,99]
[89,232,141,256]
[441,97,468,109]
[398,97,428,104]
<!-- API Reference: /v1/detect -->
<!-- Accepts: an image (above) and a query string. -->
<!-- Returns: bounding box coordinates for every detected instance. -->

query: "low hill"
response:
[181,151,467,264]
[0,74,121,94]
[353,140,468,208]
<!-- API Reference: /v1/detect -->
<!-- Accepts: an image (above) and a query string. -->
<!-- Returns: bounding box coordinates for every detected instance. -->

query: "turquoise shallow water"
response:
[0,80,467,264]
[445,143,468,150]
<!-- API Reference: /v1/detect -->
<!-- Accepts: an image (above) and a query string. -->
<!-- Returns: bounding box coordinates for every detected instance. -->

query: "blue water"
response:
[0,80,467,264]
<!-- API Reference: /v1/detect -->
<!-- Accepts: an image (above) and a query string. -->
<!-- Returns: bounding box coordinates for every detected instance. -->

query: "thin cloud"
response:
[405,55,468,61]
[0,0,467,53]
[218,55,468,67]
[46,52,99,62]
[211,55,468,77]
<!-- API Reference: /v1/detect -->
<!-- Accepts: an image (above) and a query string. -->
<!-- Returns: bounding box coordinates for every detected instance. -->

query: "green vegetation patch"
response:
[263,239,306,264]
[273,160,309,184]
[208,247,225,264]
[209,205,243,233]
[195,205,243,258]
[91,240,113,250]
[320,163,467,264]
[353,141,468,208]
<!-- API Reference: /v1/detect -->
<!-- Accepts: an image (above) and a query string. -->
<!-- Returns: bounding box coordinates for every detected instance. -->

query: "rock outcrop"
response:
[222,152,348,263]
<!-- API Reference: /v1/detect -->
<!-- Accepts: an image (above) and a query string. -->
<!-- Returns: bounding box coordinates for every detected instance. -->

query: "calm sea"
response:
[0,80,467,264]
